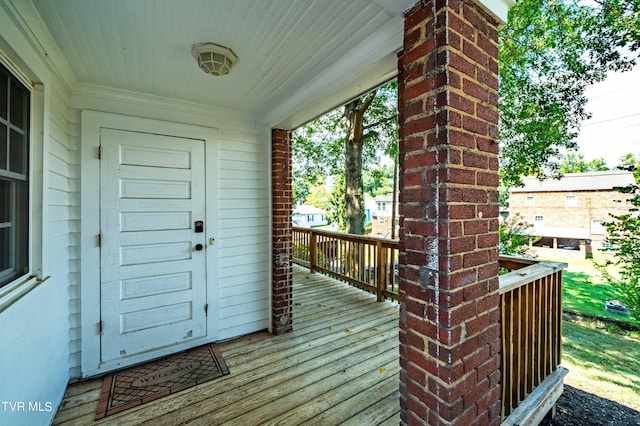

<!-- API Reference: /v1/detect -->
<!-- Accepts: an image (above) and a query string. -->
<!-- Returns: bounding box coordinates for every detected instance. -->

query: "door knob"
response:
[195,244,203,251]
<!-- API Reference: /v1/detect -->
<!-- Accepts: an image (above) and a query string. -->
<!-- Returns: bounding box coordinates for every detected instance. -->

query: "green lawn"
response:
[559,256,638,325]
[562,318,640,411]
[533,254,640,411]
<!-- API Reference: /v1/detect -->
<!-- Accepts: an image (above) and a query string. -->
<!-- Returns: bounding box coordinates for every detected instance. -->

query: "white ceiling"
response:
[30,0,413,129]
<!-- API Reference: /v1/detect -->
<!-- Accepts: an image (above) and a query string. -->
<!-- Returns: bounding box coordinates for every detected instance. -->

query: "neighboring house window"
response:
[307,215,313,222]
[601,242,615,249]
[534,215,544,223]
[0,63,30,288]
[378,218,385,224]
[526,196,534,206]
[321,215,324,221]
[592,219,605,235]
[565,195,577,207]
[377,202,386,211]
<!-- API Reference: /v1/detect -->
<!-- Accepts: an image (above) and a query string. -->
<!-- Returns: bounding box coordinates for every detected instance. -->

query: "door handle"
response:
[195,244,204,251]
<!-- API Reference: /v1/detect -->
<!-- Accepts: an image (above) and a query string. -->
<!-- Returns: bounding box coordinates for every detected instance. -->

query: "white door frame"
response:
[80,110,219,377]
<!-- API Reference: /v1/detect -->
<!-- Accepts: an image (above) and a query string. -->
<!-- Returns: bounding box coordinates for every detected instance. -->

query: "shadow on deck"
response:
[53,265,400,425]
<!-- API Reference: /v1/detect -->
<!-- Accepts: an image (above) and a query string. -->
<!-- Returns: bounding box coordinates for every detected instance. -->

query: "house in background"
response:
[371,194,399,238]
[510,170,636,258]
[293,204,328,227]
[0,0,514,424]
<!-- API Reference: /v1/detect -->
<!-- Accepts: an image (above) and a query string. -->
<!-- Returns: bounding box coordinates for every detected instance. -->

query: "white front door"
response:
[99,128,207,365]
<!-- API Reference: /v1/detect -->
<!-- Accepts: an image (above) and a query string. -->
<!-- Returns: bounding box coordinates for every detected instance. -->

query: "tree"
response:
[618,152,640,184]
[558,153,609,174]
[499,213,538,256]
[325,173,346,231]
[304,183,330,210]
[293,81,398,235]
[499,0,640,188]
[363,164,394,197]
[596,184,640,319]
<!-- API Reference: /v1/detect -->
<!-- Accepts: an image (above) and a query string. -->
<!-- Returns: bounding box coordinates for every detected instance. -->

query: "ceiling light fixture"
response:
[191,42,238,76]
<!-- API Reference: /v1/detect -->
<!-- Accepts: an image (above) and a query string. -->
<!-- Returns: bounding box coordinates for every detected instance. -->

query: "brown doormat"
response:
[96,344,229,419]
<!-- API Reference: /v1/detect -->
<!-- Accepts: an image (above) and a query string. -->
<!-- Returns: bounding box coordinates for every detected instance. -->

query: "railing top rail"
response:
[499,260,568,294]
[292,226,399,246]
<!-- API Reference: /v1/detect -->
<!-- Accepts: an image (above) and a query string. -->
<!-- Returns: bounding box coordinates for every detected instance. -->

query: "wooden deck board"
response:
[53,265,400,425]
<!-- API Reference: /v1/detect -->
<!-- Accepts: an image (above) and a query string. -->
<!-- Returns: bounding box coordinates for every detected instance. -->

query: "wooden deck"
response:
[53,265,400,425]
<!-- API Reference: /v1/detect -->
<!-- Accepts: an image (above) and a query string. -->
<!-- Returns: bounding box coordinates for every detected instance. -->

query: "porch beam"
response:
[271,129,293,335]
[398,0,502,424]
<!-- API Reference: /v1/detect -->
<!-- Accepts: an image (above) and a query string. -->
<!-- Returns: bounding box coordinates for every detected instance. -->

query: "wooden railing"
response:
[499,256,567,421]
[292,229,567,422]
[292,227,399,301]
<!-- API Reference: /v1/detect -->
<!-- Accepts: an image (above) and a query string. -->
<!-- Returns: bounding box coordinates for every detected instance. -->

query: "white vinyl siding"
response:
[216,131,269,340]
[48,76,81,378]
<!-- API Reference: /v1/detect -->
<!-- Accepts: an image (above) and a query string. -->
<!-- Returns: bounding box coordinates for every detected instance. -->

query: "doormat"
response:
[95,344,229,419]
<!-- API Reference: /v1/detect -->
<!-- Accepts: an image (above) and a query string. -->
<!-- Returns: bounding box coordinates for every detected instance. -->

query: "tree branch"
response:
[363,114,398,131]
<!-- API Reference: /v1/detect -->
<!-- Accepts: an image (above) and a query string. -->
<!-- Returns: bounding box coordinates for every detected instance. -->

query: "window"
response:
[592,219,605,235]
[565,195,577,207]
[307,215,313,222]
[378,218,385,224]
[377,202,386,211]
[534,215,544,223]
[0,63,30,288]
[526,196,534,206]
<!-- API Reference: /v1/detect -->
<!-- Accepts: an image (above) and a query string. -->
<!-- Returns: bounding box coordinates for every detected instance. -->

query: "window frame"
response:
[0,52,46,311]
[0,61,31,289]
[534,215,544,223]
[564,194,577,207]
[525,196,535,206]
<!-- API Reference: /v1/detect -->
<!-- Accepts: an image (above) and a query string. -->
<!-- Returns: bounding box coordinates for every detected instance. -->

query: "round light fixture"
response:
[191,42,238,76]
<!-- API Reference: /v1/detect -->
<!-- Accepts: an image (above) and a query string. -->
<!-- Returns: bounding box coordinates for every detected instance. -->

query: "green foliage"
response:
[363,164,394,197]
[293,81,398,230]
[559,153,609,174]
[499,213,538,256]
[596,185,640,319]
[325,173,345,231]
[499,0,639,187]
[304,183,330,210]
[618,152,640,184]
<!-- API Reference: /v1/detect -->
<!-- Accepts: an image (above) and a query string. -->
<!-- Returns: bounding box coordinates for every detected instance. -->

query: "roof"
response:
[511,170,636,193]
[293,204,326,215]
[375,195,393,202]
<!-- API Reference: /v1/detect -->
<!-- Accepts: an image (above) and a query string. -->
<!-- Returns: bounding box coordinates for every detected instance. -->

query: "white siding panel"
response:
[220,289,269,306]
[54,75,82,379]
[216,134,269,338]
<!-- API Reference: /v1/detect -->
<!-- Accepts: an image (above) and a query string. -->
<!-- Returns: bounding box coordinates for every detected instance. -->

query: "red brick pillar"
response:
[398,0,501,424]
[271,129,293,335]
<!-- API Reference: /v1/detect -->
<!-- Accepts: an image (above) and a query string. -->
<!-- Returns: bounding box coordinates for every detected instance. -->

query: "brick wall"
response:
[271,129,293,335]
[398,0,501,424]
[510,190,632,248]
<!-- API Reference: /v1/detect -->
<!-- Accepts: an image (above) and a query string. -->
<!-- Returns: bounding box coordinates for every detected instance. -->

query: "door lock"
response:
[195,221,204,233]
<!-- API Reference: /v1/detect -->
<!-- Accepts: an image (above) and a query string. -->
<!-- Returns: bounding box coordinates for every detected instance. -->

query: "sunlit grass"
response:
[562,318,640,411]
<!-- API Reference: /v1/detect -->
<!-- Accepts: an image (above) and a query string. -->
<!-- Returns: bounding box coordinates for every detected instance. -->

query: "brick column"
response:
[271,129,293,335]
[398,1,501,424]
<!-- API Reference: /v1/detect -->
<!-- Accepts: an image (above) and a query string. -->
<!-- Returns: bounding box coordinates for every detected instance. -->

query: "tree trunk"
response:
[343,92,376,235]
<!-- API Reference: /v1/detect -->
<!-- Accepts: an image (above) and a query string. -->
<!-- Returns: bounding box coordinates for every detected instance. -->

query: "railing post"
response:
[309,230,317,273]
[376,239,384,302]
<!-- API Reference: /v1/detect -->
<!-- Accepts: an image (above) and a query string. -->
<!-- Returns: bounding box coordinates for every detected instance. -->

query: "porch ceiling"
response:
[29,0,413,129]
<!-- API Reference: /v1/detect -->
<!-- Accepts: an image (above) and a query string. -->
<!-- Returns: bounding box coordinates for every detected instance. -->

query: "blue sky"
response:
[577,65,640,166]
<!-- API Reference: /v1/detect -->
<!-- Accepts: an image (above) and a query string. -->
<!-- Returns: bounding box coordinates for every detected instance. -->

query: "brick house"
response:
[510,170,636,258]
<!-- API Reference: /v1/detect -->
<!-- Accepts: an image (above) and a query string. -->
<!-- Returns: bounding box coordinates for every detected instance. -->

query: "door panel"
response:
[99,128,207,364]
